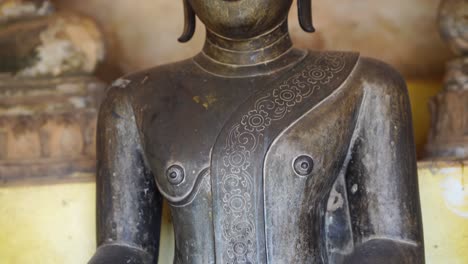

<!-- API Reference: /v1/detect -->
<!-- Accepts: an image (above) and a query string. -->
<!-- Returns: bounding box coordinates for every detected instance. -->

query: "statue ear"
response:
[298,0,315,33]
[178,0,196,43]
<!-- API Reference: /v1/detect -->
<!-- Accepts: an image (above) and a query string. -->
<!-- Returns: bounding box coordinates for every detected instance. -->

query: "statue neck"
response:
[193,20,307,78]
[203,20,293,65]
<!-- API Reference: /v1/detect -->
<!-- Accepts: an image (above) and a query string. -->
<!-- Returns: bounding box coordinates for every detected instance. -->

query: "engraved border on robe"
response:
[211,51,359,264]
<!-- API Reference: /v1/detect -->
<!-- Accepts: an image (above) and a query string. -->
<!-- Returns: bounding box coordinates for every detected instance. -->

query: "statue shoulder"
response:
[356,56,408,97]
[102,59,194,116]
[304,50,360,65]
[301,50,361,82]
[354,57,412,126]
[113,58,193,93]
[99,77,135,121]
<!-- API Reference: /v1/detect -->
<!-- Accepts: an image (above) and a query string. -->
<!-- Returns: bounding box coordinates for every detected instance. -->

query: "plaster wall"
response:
[0,180,175,264]
[54,0,451,79]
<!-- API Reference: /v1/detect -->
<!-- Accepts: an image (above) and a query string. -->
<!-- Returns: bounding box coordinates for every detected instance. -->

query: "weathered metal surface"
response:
[91,1,424,263]
[210,52,358,263]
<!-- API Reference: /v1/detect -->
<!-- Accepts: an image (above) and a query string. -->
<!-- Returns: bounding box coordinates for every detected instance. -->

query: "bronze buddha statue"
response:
[89,0,425,263]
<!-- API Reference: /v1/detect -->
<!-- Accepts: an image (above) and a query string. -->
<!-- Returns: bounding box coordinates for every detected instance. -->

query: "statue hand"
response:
[88,244,153,264]
[342,238,424,264]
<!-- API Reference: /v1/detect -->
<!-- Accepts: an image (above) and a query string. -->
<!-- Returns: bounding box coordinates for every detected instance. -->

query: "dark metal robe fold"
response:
[210,51,359,264]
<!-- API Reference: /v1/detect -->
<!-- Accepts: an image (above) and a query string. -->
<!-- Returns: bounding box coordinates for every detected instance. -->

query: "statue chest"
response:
[139,86,360,202]
[138,79,363,263]
[134,51,361,263]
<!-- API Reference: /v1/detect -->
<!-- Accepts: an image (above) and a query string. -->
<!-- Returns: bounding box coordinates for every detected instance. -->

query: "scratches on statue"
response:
[140,76,149,85]
[112,78,131,89]
[327,187,344,212]
[193,94,218,110]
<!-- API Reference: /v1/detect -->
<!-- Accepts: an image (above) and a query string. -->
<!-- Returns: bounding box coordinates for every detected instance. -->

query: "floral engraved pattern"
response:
[216,52,349,264]
[241,109,272,132]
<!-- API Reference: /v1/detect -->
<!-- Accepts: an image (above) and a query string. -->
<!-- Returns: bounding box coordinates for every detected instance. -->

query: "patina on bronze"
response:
[89,0,425,263]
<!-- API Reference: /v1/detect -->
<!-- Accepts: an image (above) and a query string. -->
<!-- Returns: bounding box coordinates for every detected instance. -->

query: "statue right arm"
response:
[89,85,163,264]
[342,59,424,263]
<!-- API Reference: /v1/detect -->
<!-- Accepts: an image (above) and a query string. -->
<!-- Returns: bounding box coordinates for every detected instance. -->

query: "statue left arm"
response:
[89,86,163,264]
[343,59,425,263]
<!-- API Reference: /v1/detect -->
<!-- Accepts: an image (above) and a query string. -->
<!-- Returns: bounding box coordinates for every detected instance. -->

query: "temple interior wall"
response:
[54,0,450,79]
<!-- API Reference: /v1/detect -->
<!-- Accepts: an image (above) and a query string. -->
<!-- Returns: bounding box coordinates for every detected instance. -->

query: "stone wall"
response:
[54,0,451,80]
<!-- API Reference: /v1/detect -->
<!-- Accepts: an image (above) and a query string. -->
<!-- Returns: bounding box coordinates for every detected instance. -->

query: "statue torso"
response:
[128,51,362,263]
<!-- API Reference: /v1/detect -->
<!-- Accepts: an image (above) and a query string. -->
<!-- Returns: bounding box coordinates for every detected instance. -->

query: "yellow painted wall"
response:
[0,180,175,264]
[407,79,442,157]
[419,161,468,264]
[0,181,96,264]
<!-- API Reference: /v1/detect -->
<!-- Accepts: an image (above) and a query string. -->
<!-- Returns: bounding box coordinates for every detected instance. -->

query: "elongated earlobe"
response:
[178,0,196,43]
[298,0,315,33]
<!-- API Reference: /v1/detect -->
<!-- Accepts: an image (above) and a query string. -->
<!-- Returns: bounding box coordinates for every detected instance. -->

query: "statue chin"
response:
[187,0,292,39]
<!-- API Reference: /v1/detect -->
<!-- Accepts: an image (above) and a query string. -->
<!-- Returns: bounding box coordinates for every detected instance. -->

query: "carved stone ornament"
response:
[426,0,468,159]
[0,0,106,186]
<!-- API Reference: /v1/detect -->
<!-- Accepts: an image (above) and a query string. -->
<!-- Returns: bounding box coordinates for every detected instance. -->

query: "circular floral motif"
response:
[222,172,252,195]
[273,87,303,107]
[229,151,246,167]
[224,175,240,189]
[249,115,263,126]
[241,109,271,132]
[307,67,328,82]
[279,89,295,101]
[323,54,345,72]
[233,242,248,256]
[229,195,246,212]
[223,149,251,173]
